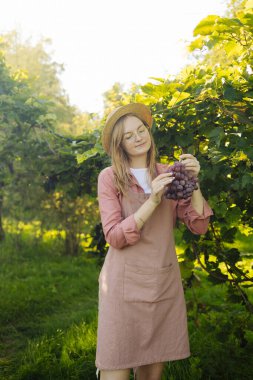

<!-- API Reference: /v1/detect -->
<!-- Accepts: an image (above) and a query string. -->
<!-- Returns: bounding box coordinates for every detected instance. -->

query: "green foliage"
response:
[0,37,104,254]
[186,270,253,380]
[0,232,100,379]
[1,232,252,379]
[0,50,59,241]
[14,321,98,380]
[102,81,144,115]
[1,1,253,378]
[0,31,74,124]
[189,2,253,64]
[64,0,253,307]
[132,0,253,314]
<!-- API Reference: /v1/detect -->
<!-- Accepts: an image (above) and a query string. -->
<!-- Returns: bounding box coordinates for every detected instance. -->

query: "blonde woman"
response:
[95,103,213,380]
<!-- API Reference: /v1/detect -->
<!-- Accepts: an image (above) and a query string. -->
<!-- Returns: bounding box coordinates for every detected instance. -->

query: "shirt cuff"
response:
[121,214,141,245]
[185,198,214,222]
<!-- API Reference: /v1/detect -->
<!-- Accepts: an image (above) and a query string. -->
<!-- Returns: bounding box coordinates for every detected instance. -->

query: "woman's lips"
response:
[135,142,146,147]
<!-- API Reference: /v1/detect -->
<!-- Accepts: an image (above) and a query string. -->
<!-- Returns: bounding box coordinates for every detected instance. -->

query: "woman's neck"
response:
[129,156,148,168]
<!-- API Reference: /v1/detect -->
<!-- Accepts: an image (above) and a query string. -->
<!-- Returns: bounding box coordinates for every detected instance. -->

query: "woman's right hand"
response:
[150,172,175,205]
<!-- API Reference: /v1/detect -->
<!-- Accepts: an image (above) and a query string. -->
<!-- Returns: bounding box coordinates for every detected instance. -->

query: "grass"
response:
[0,233,100,379]
[0,228,252,379]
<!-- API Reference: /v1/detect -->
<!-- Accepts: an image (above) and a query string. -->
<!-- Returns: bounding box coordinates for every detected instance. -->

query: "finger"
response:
[184,168,199,174]
[153,173,174,183]
[180,158,198,164]
[157,177,175,186]
[184,162,200,167]
[156,172,175,179]
[153,174,175,184]
[184,163,199,168]
[153,178,174,193]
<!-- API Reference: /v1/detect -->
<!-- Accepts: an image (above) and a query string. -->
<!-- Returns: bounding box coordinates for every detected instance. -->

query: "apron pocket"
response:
[123,263,177,303]
[156,263,178,301]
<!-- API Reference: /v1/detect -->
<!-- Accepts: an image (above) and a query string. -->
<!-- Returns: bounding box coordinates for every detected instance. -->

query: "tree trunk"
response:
[0,194,5,241]
[65,228,79,256]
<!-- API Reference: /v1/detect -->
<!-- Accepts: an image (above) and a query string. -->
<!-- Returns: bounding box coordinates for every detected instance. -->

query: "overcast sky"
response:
[0,0,228,114]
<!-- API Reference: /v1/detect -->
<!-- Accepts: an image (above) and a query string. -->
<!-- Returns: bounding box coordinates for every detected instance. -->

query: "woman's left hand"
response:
[179,154,200,178]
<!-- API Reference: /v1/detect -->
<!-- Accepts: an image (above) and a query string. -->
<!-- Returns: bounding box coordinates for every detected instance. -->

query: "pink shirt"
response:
[97,163,213,249]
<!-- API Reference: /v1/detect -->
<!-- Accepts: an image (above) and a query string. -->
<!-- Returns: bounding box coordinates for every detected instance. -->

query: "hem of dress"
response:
[95,351,191,371]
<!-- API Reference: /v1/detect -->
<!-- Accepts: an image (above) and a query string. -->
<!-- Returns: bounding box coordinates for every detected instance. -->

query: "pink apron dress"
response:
[95,180,191,378]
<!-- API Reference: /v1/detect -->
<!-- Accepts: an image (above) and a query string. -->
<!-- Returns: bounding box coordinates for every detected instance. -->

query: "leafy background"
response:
[0,0,253,379]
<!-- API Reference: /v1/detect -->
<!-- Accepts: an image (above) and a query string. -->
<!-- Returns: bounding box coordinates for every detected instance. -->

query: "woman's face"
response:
[121,115,151,160]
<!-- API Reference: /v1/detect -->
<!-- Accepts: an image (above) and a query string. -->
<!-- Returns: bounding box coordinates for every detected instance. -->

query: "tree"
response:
[0,51,57,240]
[137,0,253,312]
[84,0,253,309]
[0,31,73,122]
[103,81,143,115]
[0,33,104,254]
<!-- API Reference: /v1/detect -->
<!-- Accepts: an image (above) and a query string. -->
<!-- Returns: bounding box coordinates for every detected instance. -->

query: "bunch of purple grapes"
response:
[164,161,198,200]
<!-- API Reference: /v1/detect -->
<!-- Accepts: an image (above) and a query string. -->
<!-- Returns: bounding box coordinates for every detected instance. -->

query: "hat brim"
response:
[102,103,153,155]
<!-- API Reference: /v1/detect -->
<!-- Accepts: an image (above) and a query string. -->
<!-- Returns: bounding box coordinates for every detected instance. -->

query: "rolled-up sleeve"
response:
[173,196,214,235]
[97,168,141,249]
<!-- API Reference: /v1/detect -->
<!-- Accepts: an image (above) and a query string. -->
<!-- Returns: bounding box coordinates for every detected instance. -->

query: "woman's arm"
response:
[134,172,174,229]
[98,168,140,249]
[190,186,204,215]
[173,154,213,234]
[98,167,174,248]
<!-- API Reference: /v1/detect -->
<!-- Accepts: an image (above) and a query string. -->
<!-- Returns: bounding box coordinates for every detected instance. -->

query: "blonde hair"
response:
[109,113,157,195]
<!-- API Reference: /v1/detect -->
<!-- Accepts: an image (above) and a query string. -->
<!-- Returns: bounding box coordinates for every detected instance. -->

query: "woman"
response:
[95,103,213,380]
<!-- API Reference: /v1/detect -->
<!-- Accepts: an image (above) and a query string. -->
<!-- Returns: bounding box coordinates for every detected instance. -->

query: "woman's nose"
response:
[135,133,142,141]
[134,131,142,141]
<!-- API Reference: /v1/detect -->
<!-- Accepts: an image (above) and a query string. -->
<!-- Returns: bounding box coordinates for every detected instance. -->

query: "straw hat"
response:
[102,103,153,155]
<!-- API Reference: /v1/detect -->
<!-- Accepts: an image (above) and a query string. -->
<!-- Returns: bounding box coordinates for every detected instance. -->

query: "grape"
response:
[164,161,198,200]
[177,191,183,198]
